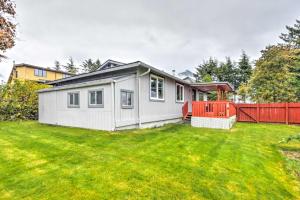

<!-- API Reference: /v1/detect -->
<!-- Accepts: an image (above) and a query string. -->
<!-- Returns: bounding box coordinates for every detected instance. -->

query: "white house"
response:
[38,60,234,131]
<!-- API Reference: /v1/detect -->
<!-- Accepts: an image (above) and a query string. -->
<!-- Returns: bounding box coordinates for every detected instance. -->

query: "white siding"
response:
[39,84,113,131]
[114,75,139,128]
[39,71,194,131]
[139,72,192,124]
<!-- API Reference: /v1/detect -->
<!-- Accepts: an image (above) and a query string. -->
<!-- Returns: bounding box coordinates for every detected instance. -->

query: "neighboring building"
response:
[7,63,73,84]
[38,60,234,131]
[177,70,196,83]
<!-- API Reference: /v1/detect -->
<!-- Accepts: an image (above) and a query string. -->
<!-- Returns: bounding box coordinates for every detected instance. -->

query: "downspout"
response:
[138,68,151,128]
[111,81,116,131]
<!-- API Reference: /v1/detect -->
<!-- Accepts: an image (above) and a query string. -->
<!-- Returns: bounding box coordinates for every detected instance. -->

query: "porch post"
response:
[217,88,221,101]
[203,93,208,101]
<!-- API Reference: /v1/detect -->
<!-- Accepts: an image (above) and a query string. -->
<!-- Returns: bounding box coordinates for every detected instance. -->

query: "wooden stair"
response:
[183,112,192,123]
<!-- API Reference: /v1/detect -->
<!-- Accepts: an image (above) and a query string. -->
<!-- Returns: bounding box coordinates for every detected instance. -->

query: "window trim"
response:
[120,89,134,109]
[149,74,165,101]
[34,68,47,77]
[88,89,104,108]
[175,83,185,103]
[67,92,80,108]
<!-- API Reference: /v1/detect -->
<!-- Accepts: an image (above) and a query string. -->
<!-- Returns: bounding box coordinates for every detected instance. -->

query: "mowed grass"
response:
[0,121,300,199]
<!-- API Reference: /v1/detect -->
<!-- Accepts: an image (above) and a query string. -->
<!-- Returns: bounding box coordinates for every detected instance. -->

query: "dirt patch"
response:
[282,150,300,160]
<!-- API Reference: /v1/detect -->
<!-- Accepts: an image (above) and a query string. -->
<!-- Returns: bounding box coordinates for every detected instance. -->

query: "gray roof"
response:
[47,61,191,85]
[46,60,234,92]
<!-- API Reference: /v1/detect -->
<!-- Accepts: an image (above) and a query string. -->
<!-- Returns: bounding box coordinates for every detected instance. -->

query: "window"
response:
[63,74,70,78]
[34,68,47,77]
[121,90,133,108]
[176,83,184,102]
[150,74,164,100]
[88,90,103,107]
[68,92,80,108]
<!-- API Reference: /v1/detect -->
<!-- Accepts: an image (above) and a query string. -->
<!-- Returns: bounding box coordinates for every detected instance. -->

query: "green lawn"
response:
[0,121,300,199]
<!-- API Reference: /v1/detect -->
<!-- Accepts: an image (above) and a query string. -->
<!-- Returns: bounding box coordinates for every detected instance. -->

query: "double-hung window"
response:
[34,68,47,77]
[121,90,134,108]
[88,89,104,107]
[176,83,184,103]
[68,92,80,108]
[150,74,164,101]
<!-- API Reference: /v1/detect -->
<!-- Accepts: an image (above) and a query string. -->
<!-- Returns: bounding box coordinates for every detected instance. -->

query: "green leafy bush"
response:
[0,80,49,120]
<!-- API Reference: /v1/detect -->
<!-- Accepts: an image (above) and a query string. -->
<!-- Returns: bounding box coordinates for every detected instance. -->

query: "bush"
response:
[0,80,49,120]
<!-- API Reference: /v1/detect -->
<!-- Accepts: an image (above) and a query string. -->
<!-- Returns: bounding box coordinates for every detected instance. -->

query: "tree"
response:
[216,57,238,89]
[280,19,300,48]
[195,57,218,82]
[246,45,299,103]
[63,57,78,74]
[237,51,252,85]
[0,80,49,120]
[54,60,61,71]
[81,58,101,73]
[0,0,16,60]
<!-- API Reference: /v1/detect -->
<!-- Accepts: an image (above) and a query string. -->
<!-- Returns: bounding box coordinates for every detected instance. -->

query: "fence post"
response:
[236,104,239,121]
[285,102,289,124]
[256,104,260,123]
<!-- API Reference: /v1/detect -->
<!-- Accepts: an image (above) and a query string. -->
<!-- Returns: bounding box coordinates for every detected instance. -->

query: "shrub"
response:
[0,80,49,120]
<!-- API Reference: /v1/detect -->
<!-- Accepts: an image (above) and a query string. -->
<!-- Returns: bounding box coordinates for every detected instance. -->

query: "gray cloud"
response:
[0,0,299,82]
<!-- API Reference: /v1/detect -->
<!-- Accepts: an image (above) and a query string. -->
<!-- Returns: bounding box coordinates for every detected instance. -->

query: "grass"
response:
[0,121,300,199]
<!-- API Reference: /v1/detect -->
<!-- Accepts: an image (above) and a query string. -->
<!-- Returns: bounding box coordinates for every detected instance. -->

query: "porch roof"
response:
[189,82,234,92]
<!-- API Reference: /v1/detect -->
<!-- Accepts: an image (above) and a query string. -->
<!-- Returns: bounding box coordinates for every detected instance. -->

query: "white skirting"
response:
[191,115,236,129]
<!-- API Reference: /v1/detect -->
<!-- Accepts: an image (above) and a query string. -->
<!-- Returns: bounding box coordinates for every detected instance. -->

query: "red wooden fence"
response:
[236,103,300,124]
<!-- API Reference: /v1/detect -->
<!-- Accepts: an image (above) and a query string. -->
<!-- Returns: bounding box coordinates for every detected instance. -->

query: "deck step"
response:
[183,112,192,122]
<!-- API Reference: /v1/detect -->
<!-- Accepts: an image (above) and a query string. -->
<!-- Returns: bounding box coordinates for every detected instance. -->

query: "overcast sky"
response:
[0,0,299,82]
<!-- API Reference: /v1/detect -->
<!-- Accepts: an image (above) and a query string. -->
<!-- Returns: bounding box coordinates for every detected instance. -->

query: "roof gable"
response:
[98,60,126,71]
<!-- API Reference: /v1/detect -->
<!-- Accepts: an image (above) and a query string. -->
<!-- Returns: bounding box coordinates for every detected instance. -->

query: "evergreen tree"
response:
[280,19,300,48]
[81,58,101,73]
[247,45,298,103]
[195,57,218,82]
[54,60,61,71]
[237,51,252,85]
[216,57,238,89]
[63,57,78,74]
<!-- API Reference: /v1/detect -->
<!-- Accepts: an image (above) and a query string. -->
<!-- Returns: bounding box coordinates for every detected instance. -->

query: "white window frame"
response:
[88,89,104,108]
[68,92,80,108]
[176,83,184,103]
[121,89,134,109]
[150,74,164,101]
[34,68,47,77]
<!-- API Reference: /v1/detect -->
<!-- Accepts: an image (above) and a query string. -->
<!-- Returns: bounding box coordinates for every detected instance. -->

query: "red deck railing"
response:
[192,101,236,118]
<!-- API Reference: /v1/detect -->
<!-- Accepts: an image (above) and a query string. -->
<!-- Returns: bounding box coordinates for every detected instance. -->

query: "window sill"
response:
[88,104,104,108]
[150,98,165,102]
[121,106,134,109]
[68,106,80,108]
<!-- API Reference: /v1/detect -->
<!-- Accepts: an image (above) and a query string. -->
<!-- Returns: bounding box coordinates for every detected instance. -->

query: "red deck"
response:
[183,101,300,124]
[192,101,236,118]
